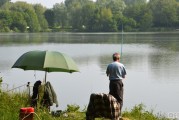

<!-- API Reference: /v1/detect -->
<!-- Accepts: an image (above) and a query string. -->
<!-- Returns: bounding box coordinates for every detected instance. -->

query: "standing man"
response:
[106,53,127,117]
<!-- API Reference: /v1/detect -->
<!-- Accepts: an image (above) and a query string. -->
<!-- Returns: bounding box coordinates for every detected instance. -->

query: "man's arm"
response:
[106,71,109,76]
[122,66,126,79]
[106,65,109,76]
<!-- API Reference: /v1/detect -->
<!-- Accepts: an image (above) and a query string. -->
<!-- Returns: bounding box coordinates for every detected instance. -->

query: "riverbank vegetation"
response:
[0,0,179,32]
[0,90,172,120]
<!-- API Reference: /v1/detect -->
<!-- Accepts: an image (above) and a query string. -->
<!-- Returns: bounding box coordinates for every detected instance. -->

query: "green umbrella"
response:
[12,50,79,82]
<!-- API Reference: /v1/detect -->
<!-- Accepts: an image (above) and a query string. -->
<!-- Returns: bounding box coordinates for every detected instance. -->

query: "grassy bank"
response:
[0,91,173,120]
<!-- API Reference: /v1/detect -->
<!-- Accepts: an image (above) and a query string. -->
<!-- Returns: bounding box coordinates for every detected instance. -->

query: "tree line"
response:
[0,0,179,32]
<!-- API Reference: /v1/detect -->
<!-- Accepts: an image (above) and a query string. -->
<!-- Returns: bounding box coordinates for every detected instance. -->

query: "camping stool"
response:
[19,107,34,120]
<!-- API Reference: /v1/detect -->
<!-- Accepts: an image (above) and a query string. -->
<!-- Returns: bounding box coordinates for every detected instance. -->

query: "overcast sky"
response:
[11,0,65,8]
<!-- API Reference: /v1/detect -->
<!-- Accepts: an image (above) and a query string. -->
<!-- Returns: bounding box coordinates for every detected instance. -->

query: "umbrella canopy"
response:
[12,50,79,81]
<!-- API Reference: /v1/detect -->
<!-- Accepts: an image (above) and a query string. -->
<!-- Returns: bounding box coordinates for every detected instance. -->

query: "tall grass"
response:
[0,92,29,120]
[122,104,173,120]
[0,91,174,120]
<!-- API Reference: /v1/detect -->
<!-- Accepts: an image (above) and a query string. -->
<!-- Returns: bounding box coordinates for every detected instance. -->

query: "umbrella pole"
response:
[45,71,47,83]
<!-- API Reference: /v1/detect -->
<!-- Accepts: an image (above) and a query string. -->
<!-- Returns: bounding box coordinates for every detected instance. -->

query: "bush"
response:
[122,103,171,120]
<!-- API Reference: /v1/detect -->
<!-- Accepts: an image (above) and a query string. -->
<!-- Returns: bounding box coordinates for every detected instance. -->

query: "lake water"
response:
[0,32,179,117]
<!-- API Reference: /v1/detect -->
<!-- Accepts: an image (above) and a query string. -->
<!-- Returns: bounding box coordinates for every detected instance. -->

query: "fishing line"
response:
[34,70,36,81]
[121,23,124,58]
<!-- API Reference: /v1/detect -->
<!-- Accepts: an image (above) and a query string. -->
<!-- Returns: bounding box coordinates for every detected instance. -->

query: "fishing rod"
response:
[121,23,123,57]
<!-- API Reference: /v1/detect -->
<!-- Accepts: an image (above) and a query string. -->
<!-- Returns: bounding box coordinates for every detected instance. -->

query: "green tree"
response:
[65,0,89,9]
[53,3,68,28]
[106,0,126,17]
[96,0,126,31]
[139,11,153,30]
[96,0,109,7]
[107,0,126,31]
[10,11,27,32]
[44,9,55,27]
[124,0,147,5]
[149,0,178,28]
[0,0,10,7]
[70,6,83,30]
[65,0,82,30]
[100,7,117,31]
[34,4,48,31]
[91,7,117,32]
[176,2,179,26]
[81,1,96,31]
[65,0,92,30]
[24,9,40,32]
[118,16,136,31]
[10,1,40,32]
[0,10,12,32]
[124,3,153,31]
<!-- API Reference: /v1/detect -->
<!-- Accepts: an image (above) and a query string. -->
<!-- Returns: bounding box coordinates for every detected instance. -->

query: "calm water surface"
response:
[0,32,179,116]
